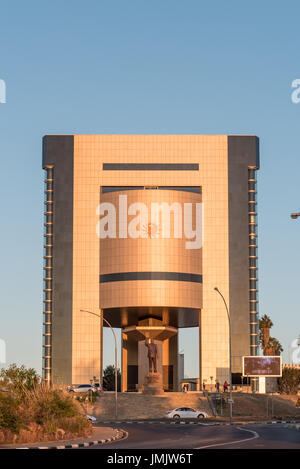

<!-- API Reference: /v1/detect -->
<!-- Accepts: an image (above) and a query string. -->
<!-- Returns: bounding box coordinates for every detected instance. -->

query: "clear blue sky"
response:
[0,1,299,378]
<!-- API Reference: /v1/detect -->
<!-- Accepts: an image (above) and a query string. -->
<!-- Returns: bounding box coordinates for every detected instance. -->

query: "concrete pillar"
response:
[162,335,178,391]
[198,309,202,391]
[170,334,178,391]
[121,331,138,392]
[99,310,103,388]
[121,332,127,392]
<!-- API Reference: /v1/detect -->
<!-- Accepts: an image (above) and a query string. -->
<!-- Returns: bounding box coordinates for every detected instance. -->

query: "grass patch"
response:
[0,365,92,444]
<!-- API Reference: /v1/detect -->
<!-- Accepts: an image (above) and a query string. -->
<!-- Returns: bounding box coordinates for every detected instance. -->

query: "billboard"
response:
[242,356,282,377]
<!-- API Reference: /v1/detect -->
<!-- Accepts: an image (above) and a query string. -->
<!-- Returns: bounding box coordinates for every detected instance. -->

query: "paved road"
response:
[90,423,300,449]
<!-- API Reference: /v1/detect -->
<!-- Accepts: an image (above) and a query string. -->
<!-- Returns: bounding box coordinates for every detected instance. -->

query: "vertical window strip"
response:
[43,167,53,384]
[248,169,259,357]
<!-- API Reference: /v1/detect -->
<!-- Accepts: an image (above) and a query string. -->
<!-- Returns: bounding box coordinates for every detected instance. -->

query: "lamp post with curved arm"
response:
[80,309,118,420]
[214,287,233,425]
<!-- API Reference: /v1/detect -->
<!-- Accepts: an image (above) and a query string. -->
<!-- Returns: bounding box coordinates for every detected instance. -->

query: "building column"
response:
[162,334,178,391]
[121,330,138,392]
[198,309,202,391]
[121,332,127,392]
[99,310,103,388]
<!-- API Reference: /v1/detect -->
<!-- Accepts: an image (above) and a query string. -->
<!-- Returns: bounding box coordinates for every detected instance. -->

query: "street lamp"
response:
[214,287,233,425]
[80,309,118,420]
[290,212,300,219]
[79,310,103,390]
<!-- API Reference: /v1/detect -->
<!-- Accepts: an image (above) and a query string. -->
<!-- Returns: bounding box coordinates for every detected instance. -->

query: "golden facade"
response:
[42,135,259,390]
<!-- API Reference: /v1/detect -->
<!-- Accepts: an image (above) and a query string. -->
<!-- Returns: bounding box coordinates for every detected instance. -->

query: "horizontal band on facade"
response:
[102,163,199,171]
[100,271,203,283]
[101,185,201,194]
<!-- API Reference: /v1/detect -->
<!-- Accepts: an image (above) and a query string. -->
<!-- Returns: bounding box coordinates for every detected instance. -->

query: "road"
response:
[90,422,300,449]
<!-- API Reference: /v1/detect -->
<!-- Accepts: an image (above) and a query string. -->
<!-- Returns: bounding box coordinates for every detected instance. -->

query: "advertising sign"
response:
[242,356,282,377]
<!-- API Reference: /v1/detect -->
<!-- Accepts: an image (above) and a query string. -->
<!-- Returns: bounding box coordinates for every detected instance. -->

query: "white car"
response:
[68,384,97,393]
[86,414,97,422]
[165,407,209,420]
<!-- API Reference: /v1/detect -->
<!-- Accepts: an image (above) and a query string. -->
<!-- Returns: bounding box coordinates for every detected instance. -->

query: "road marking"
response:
[194,426,260,449]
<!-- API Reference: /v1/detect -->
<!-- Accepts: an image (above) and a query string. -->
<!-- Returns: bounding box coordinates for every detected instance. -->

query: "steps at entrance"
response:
[92,392,210,420]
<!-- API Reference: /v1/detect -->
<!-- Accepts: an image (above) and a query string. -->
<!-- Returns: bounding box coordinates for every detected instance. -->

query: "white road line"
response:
[194,426,260,449]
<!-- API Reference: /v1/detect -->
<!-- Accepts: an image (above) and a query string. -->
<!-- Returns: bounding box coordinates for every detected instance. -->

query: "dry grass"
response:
[223,393,300,420]
[0,383,92,444]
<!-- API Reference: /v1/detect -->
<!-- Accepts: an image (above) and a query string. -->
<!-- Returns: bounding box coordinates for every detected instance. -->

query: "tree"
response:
[278,368,300,394]
[259,314,273,353]
[268,337,283,356]
[259,314,273,329]
[258,315,283,356]
[103,365,121,391]
[0,364,40,395]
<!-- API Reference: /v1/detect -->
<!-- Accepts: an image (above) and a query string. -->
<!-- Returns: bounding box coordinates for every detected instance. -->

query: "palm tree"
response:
[259,314,273,331]
[259,314,273,354]
[268,337,283,356]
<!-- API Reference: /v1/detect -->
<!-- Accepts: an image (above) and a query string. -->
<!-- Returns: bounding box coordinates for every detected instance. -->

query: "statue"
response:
[143,338,163,394]
[145,338,158,373]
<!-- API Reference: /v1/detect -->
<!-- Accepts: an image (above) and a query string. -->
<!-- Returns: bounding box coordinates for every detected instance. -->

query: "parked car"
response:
[67,384,97,393]
[165,407,209,420]
[86,414,97,422]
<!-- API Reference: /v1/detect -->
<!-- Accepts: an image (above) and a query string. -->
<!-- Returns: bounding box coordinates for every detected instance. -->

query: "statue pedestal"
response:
[142,372,164,395]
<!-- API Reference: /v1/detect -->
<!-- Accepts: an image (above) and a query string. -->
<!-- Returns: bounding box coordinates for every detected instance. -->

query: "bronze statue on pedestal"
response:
[145,338,158,373]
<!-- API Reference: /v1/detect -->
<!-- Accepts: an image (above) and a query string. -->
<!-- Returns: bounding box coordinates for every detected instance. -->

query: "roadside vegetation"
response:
[259,314,283,356]
[0,364,92,444]
[278,367,300,395]
[103,365,121,391]
[258,314,300,394]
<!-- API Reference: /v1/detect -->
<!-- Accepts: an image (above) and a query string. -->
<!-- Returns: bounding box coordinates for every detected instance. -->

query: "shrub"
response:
[0,392,22,434]
[278,368,300,394]
[75,390,99,403]
[0,364,40,396]
[0,365,91,443]
[28,386,77,425]
[26,385,91,435]
[56,415,90,434]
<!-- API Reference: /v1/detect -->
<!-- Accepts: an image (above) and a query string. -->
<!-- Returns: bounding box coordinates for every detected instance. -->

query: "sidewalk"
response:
[0,426,127,449]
